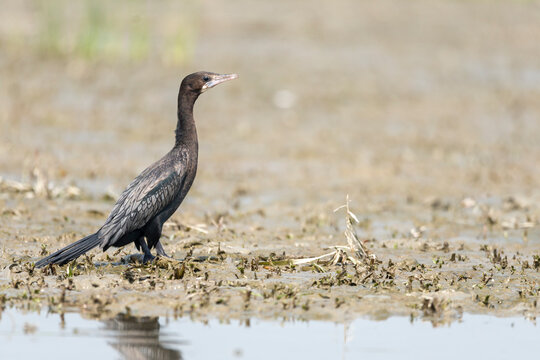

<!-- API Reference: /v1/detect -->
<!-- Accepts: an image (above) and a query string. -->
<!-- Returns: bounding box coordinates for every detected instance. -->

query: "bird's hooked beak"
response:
[201,73,239,92]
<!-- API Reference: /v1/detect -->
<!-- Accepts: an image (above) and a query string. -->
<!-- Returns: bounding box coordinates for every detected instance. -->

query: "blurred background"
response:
[0,0,539,231]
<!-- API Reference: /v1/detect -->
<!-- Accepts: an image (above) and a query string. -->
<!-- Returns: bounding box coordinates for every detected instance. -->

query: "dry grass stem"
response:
[286,196,373,267]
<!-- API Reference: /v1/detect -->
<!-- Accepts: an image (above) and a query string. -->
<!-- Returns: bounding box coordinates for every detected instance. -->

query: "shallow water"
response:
[1,309,538,360]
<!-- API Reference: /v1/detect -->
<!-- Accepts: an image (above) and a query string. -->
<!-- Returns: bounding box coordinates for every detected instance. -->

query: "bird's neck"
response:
[175,91,199,147]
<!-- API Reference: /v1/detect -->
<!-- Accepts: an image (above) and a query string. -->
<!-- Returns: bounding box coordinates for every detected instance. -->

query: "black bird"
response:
[35,71,238,268]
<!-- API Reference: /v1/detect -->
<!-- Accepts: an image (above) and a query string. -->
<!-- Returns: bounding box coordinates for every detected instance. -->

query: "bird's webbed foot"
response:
[154,242,183,265]
[142,252,156,263]
[155,241,172,258]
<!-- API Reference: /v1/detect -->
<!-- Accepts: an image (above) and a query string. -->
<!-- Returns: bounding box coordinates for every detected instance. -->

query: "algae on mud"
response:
[1,186,539,324]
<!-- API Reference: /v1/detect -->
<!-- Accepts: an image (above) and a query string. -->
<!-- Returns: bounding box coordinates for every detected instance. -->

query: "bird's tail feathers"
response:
[35,233,101,268]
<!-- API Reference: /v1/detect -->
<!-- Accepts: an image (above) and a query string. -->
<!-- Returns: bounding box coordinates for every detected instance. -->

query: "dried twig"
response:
[283,195,373,267]
[0,168,82,199]
[334,194,368,260]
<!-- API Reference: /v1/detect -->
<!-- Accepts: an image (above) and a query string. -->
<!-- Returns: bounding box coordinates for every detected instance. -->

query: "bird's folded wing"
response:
[98,154,187,248]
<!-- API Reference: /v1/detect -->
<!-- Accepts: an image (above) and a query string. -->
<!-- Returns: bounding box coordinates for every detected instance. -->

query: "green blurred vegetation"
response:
[0,0,198,64]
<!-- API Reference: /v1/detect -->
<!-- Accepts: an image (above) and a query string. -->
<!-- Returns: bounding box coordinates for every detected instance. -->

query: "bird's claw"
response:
[142,253,156,263]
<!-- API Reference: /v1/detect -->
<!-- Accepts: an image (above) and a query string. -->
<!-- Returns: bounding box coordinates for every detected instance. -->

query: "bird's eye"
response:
[203,75,210,82]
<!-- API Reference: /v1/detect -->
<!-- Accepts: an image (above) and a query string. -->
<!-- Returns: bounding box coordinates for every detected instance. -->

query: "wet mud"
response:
[1,0,540,324]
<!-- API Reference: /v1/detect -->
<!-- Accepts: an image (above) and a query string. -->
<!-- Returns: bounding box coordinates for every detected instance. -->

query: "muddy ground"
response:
[1,0,540,324]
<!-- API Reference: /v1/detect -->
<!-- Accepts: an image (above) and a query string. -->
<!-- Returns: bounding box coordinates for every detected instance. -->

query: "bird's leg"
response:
[137,238,155,263]
[154,241,180,264]
[145,217,174,259]
[155,241,171,258]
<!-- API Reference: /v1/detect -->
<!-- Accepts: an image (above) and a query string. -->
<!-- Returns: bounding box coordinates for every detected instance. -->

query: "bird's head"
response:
[181,71,238,94]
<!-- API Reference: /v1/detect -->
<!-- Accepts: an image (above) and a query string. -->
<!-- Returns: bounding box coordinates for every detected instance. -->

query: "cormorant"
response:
[35,71,238,268]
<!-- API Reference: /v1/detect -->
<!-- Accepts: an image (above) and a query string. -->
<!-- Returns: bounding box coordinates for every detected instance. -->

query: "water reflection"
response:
[1,308,538,360]
[103,313,182,360]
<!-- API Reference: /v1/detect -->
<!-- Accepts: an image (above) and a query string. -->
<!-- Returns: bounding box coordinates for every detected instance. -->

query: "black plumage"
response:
[35,71,238,268]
